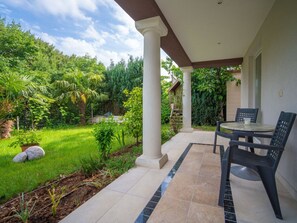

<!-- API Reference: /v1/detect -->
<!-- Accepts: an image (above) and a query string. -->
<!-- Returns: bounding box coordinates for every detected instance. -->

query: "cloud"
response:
[0,3,11,15]
[81,24,106,45]
[2,0,98,21]
[33,0,97,21]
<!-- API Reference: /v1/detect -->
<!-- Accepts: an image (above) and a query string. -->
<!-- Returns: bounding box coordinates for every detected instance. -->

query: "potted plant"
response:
[10,130,41,152]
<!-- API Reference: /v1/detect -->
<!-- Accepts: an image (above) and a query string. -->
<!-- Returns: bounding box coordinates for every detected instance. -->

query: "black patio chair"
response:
[213,108,259,153]
[218,111,296,219]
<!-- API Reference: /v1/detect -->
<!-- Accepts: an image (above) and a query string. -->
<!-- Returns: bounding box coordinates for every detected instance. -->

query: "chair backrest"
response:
[235,108,259,123]
[268,111,296,170]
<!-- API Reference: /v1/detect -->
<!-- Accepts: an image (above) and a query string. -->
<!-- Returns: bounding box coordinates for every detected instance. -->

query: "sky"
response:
[0,0,166,68]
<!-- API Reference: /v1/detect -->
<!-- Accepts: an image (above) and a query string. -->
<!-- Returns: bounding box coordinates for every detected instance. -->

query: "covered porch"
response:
[113,0,297,208]
[63,0,297,222]
[61,130,297,222]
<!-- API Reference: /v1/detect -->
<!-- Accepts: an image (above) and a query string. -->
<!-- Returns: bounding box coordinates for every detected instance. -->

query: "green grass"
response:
[0,125,135,203]
[193,125,216,131]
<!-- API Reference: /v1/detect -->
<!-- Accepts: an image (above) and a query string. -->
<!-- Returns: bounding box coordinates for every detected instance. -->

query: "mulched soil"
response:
[0,145,138,223]
[0,170,114,223]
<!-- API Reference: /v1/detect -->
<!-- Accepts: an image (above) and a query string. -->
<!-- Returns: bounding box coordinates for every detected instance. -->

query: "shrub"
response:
[9,130,41,148]
[161,127,175,144]
[48,186,65,217]
[104,153,136,177]
[80,155,104,177]
[123,87,142,145]
[114,128,126,147]
[93,118,116,160]
[13,193,36,223]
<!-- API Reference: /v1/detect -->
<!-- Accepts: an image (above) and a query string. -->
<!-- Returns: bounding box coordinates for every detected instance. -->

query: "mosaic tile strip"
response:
[220,146,237,223]
[135,143,237,223]
[134,143,193,223]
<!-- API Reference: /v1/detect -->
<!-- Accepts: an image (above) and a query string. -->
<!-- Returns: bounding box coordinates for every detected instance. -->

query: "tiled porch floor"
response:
[61,131,297,223]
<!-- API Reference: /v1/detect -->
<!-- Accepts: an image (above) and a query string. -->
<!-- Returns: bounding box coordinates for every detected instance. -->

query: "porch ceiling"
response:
[115,0,275,68]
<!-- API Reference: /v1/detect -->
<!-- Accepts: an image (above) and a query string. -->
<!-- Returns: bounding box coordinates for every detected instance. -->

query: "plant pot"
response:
[21,144,39,152]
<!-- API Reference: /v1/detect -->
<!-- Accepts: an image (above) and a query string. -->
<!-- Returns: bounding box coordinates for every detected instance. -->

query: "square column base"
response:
[136,153,168,169]
[180,127,193,133]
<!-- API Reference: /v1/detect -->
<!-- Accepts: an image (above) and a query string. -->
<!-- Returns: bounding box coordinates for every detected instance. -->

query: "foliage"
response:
[192,125,217,132]
[123,87,143,144]
[28,94,54,128]
[161,77,171,124]
[161,57,183,82]
[103,56,143,114]
[93,118,116,160]
[191,67,238,125]
[114,129,126,147]
[104,146,142,177]
[48,186,65,217]
[0,19,107,128]
[9,130,41,148]
[54,57,107,125]
[0,72,34,126]
[80,155,104,177]
[13,193,36,223]
[161,125,175,144]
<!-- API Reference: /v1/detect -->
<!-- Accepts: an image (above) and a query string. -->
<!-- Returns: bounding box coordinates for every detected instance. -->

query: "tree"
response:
[123,87,142,144]
[55,68,107,125]
[104,56,143,114]
[191,67,238,125]
[161,57,183,82]
[0,72,34,137]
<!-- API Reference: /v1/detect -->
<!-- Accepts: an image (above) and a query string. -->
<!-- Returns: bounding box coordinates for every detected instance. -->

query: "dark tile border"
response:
[135,143,237,223]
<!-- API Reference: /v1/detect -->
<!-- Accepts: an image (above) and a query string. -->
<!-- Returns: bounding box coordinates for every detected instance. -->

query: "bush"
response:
[9,130,41,148]
[93,118,116,160]
[123,87,142,144]
[161,126,175,144]
[80,156,104,177]
[103,146,142,177]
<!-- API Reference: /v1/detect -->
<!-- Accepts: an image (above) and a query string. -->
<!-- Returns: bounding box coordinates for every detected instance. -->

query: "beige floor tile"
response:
[187,202,224,223]
[202,152,221,167]
[192,187,218,207]
[127,169,168,198]
[97,194,147,223]
[148,196,191,223]
[199,164,221,177]
[231,174,297,223]
[196,172,221,188]
[164,172,197,201]
[178,154,203,175]
[60,189,124,223]
[105,167,149,193]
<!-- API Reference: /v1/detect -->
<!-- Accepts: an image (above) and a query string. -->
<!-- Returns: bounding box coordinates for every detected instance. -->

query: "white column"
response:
[135,16,168,168]
[181,67,193,132]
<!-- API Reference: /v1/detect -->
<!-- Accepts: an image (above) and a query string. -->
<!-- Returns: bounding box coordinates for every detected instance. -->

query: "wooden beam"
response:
[192,58,243,68]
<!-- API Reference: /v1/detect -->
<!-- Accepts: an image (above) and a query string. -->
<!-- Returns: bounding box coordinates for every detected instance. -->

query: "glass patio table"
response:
[220,122,275,181]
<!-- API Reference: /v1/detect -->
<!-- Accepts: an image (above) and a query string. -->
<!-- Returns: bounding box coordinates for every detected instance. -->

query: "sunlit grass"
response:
[193,125,216,131]
[0,125,135,203]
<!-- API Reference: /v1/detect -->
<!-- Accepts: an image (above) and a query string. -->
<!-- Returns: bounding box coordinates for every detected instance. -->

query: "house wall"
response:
[241,0,297,199]
[226,72,241,121]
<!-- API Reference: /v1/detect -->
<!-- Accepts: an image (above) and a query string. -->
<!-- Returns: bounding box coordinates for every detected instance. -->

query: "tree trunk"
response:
[78,100,86,125]
[0,120,14,138]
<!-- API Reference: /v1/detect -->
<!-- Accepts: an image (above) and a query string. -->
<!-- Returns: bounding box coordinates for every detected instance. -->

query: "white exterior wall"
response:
[241,0,297,199]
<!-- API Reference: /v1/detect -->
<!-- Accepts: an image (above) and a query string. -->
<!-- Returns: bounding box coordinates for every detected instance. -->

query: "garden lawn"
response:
[0,125,135,203]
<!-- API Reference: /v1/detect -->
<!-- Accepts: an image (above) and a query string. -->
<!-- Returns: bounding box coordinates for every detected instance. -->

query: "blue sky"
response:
[0,0,146,67]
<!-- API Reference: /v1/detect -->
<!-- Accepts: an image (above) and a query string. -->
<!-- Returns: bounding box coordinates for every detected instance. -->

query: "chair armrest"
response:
[229,140,283,151]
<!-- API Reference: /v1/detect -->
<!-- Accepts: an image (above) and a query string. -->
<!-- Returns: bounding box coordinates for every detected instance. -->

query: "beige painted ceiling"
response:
[155,0,275,62]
